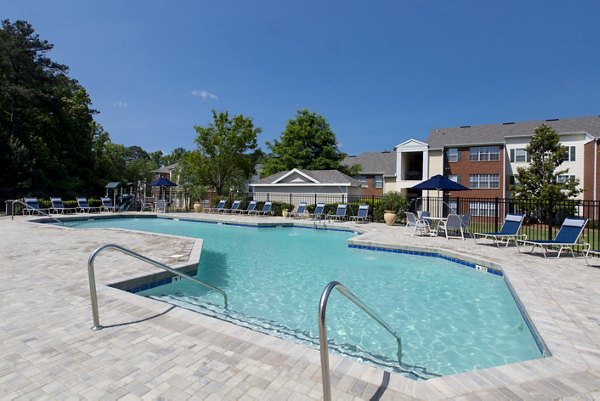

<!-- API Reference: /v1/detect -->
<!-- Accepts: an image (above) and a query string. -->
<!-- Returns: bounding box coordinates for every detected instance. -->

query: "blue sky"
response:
[4,0,600,156]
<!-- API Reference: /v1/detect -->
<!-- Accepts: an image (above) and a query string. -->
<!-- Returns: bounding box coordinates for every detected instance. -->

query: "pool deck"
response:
[1,212,599,400]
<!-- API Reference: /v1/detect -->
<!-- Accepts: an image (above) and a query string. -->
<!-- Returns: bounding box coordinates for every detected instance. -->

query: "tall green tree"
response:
[190,110,261,195]
[512,124,581,209]
[0,19,99,199]
[261,109,358,177]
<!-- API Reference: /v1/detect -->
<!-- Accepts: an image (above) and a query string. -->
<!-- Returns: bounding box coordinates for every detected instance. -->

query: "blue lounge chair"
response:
[326,204,347,222]
[474,214,526,247]
[22,197,47,215]
[349,205,370,223]
[76,197,99,213]
[236,200,257,214]
[288,202,308,219]
[584,246,600,266]
[310,203,326,220]
[250,201,272,216]
[50,197,76,214]
[405,211,430,237]
[223,200,241,213]
[205,199,226,213]
[517,217,588,258]
[100,197,116,212]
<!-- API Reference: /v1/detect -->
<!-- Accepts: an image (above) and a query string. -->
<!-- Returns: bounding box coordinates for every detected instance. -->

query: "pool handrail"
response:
[11,199,64,225]
[87,243,228,330]
[318,281,439,400]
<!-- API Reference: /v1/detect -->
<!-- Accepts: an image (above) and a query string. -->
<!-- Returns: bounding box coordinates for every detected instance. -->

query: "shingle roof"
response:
[343,151,396,176]
[253,169,360,186]
[426,116,600,148]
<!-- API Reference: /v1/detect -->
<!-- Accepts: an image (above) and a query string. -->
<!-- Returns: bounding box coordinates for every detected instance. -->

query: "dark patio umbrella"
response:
[148,177,178,200]
[410,174,468,193]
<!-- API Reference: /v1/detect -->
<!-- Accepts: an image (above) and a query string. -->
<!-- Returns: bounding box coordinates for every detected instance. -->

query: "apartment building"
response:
[422,116,600,201]
[343,151,396,196]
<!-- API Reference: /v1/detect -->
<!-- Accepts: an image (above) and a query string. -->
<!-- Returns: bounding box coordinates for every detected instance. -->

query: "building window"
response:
[469,146,500,161]
[510,148,530,163]
[565,146,576,161]
[374,175,383,189]
[447,200,458,214]
[556,174,576,184]
[357,175,368,188]
[469,201,497,217]
[447,174,460,183]
[469,174,500,189]
[446,148,459,162]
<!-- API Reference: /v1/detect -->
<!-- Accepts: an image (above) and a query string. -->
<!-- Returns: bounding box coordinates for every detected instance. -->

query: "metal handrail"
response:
[318,281,440,400]
[11,199,64,225]
[318,281,404,401]
[87,243,228,330]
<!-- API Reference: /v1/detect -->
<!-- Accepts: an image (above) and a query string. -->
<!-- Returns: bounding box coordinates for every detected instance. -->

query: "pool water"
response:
[67,217,542,378]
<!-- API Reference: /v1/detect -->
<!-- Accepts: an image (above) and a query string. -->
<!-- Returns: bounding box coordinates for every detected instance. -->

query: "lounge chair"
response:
[404,212,430,237]
[584,246,600,266]
[205,199,226,213]
[249,201,272,216]
[236,200,257,214]
[474,214,526,247]
[223,200,241,213]
[349,205,370,223]
[516,217,588,258]
[310,203,326,220]
[22,197,47,215]
[288,202,308,219]
[326,204,347,222]
[76,197,99,213]
[437,214,465,240]
[50,197,76,214]
[100,197,116,212]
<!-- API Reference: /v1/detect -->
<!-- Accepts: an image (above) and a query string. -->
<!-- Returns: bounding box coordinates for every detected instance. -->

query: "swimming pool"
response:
[66,217,543,378]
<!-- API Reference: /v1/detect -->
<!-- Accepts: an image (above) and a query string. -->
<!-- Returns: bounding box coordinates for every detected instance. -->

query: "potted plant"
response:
[282,208,289,218]
[381,191,405,226]
[190,184,207,212]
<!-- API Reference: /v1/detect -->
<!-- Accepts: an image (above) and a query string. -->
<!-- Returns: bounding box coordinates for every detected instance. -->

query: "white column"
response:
[422,148,429,180]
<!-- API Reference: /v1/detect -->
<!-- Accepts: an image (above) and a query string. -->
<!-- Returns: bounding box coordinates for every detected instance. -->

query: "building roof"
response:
[426,115,600,148]
[342,151,396,176]
[252,169,360,186]
[153,163,179,174]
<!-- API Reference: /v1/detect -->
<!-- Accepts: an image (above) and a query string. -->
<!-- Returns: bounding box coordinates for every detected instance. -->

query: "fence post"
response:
[289,193,292,206]
[267,193,270,202]
[494,197,499,232]
[547,198,554,241]
[314,193,317,206]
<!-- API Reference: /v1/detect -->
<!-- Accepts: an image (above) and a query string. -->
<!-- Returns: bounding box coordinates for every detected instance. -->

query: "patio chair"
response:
[326,204,347,222]
[205,199,226,213]
[460,213,471,237]
[437,214,465,240]
[516,217,588,258]
[22,197,47,215]
[474,214,526,247]
[310,203,326,220]
[50,197,76,214]
[288,202,308,219]
[236,200,257,214]
[100,197,116,212]
[250,201,272,216]
[223,200,241,213]
[404,211,430,237]
[155,199,167,213]
[76,197,99,213]
[349,205,370,223]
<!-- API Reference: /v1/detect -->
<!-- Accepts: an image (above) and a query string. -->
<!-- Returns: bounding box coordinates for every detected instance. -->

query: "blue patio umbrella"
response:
[410,174,468,193]
[148,177,178,200]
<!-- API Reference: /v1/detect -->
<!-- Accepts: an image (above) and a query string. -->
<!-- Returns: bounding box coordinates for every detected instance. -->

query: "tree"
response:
[511,124,582,217]
[261,109,357,177]
[191,110,261,195]
[0,19,99,199]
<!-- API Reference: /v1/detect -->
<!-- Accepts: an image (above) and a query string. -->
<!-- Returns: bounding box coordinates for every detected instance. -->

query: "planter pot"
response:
[383,211,397,226]
[282,210,288,218]
[193,202,203,213]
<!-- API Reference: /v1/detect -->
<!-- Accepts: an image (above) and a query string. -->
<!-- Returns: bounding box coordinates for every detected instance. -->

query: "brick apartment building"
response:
[421,116,600,201]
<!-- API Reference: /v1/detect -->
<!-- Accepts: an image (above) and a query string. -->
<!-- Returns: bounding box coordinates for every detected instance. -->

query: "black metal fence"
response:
[210,192,599,249]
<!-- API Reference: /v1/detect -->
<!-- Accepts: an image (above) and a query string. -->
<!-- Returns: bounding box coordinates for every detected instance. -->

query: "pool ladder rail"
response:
[86,243,228,330]
[318,281,438,401]
[11,199,64,225]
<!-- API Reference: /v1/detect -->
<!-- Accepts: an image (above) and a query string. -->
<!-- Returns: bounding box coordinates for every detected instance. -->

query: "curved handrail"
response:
[318,281,438,400]
[11,199,64,225]
[87,243,228,330]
